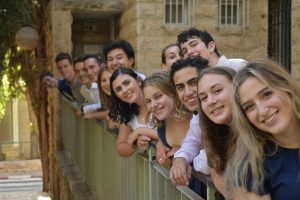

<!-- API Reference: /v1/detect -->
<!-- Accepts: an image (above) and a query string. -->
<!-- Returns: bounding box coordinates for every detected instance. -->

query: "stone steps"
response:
[0,176,42,192]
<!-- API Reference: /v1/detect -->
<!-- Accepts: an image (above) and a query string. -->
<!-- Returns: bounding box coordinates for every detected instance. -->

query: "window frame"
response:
[164,0,195,26]
[218,0,249,27]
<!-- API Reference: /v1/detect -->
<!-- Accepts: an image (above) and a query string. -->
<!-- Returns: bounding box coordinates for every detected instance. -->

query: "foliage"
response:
[0,0,46,120]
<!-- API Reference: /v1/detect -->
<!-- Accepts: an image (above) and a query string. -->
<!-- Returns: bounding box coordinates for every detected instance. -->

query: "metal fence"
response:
[60,101,217,200]
[0,140,40,161]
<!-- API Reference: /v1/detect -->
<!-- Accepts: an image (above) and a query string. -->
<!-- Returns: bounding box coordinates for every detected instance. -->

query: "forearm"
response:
[116,142,137,157]
[87,110,109,120]
[137,128,158,140]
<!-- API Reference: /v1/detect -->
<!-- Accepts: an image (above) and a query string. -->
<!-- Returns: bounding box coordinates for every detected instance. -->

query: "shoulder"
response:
[218,55,248,71]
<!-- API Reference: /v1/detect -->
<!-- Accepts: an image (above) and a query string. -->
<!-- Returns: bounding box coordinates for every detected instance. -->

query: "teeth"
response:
[186,97,196,103]
[211,106,223,114]
[264,112,276,125]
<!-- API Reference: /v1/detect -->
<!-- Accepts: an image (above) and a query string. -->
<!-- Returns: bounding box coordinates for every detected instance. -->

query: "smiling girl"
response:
[109,67,158,157]
[143,72,191,165]
[197,67,237,197]
[227,59,300,200]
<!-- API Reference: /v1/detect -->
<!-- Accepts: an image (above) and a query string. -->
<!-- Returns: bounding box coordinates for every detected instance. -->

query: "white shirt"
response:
[216,55,247,71]
[174,114,202,163]
[174,56,247,173]
[193,149,210,175]
[127,115,153,130]
[80,82,102,113]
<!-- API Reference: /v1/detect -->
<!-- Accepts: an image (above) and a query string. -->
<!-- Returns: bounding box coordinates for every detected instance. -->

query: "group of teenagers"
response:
[43,27,300,200]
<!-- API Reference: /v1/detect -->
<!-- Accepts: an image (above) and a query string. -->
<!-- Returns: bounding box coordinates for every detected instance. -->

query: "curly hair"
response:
[109,67,140,124]
[169,56,209,86]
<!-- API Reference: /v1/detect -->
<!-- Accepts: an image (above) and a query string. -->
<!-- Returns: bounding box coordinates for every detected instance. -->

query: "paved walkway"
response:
[0,160,51,200]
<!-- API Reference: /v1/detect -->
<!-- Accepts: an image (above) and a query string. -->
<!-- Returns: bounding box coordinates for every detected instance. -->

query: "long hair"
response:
[226,59,300,195]
[97,66,112,109]
[198,67,237,174]
[142,71,191,127]
[109,67,140,124]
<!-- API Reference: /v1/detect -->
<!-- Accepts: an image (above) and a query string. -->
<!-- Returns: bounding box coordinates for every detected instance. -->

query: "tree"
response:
[0,0,50,191]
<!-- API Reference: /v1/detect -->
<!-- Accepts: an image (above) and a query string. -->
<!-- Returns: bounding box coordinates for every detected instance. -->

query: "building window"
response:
[165,0,193,25]
[268,0,291,72]
[219,0,249,27]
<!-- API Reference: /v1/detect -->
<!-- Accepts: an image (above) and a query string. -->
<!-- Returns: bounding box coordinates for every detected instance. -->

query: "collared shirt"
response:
[80,82,102,113]
[174,114,202,163]
[80,82,101,104]
[216,55,247,71]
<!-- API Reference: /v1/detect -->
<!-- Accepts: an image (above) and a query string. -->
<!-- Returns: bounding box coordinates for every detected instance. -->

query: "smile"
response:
[263,111,278,125]
[185,96,197,103]
[210,106,224,115]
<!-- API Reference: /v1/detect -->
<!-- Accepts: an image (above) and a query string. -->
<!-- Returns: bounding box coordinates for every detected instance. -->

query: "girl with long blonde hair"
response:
[227,59,300,200]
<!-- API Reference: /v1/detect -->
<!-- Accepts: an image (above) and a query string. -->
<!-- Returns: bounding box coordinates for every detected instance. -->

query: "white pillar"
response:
[12,99,19,146]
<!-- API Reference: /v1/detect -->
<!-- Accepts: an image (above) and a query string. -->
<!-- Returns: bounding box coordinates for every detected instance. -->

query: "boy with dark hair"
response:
[103,39,135,69]
[163,56,210,197]
[177,27,246,71]
[103,40,145,80]
[80,54,108,120]
[42,52,85,108]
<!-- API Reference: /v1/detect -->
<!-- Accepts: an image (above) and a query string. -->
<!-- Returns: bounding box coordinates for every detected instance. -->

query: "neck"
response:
[275,121,300,148]
[66,73,75,83]
[136,89,147,114]
[209,53,221,67]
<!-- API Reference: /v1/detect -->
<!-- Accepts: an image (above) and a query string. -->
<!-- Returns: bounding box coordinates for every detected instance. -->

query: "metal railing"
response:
[60,100,218,200]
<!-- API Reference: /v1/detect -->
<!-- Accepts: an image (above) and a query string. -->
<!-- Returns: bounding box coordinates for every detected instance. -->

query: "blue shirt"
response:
[58,79,76,102]
[263,146,300,200]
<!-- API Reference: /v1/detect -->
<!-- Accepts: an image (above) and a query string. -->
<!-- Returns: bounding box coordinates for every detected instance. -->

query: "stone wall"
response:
[292,0,300,79]
[119,0,268,74]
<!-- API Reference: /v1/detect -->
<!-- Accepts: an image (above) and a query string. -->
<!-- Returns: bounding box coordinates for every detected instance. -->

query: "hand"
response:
[156,141,171,165]
[42,76,58,88]
[82,110,96,120]
[127,131,139,147]
[169,157,191,186]
[75,108,83,117]
[166,146,180,159]
[137,135,151,151]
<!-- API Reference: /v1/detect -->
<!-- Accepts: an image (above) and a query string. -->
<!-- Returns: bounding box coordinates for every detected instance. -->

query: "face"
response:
[100,70,112,96]
[112,74,141,104]
[144,86,175,120]
[239,77,294,137]
[56,59,75,81]
[198,74,233,125]
[107,48,134,72]
[74,62,90,85]
[162,46,181,71]
[180,38,215,60]
[173,67,199,112]
[83,58,102,82]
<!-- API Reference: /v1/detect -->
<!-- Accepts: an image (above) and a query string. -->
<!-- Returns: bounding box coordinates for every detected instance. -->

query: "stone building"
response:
[44,0,300,199]
[46,0,300,75]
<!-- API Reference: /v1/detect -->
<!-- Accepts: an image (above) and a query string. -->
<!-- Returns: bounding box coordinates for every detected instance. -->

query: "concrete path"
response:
[0,160,51,200]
